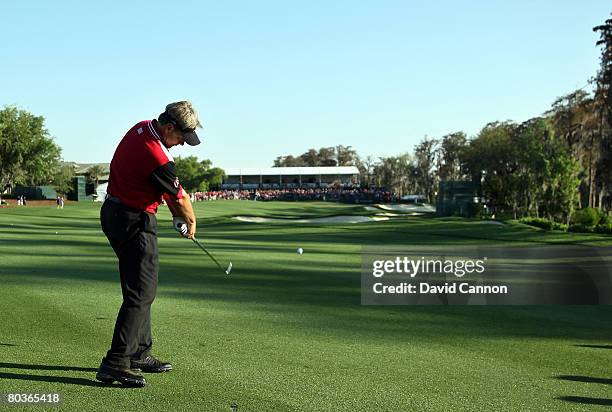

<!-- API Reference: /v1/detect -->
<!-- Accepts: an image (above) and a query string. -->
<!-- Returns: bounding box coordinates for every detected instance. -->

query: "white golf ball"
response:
[55,232,58,234]
[297,248,303,255]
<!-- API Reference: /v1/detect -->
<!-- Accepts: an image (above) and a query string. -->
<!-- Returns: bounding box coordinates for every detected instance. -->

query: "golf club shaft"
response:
[192,237,227,273]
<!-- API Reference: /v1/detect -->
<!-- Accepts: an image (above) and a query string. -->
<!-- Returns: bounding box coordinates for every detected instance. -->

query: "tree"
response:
[546,90,602,208]
[414,137,439,202]
[356,155,377,188]
[593,14,612,129]
[175,156,204,192]
[273,146,354,167]
[318,147,337,166]
[373,154,416,196]
[0,106,62,188]
[513,118,552,217]
[546,90,590,151]
[273,155,303,167]
[541,136,582,224]
[336,145,359,166]
[174,156,225,192]
[438,132,468,181]
[463,121,518,215]
[87,164,105,188]
[299,149,319,167]
[574,96,603,208]
[462,117,581,221]
[51,164,74,195]
[199,159,225,191]
[593,14,612,210]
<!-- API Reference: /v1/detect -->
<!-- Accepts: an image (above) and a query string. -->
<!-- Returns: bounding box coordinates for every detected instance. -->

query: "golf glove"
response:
[173,217,189,237]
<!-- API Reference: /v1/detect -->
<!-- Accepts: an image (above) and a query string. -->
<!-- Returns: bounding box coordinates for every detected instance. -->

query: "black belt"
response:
[104,194,151,216]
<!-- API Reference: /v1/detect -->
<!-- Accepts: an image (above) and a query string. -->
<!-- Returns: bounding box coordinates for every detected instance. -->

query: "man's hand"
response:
[173,217,189,237]
[186,221,196,239]
[165,188,197,239]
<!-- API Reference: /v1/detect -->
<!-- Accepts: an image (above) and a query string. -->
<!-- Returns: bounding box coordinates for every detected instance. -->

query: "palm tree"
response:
[87,164,105,188]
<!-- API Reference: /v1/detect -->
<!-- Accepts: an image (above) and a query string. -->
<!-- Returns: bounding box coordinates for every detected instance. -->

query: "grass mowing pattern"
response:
[0,201,611,411]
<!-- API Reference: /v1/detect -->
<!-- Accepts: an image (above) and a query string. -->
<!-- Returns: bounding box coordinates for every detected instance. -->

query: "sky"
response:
[1,1,609,168]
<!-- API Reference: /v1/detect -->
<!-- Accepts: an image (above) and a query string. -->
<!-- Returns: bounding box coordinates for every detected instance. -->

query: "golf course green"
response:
[0,201,610,411]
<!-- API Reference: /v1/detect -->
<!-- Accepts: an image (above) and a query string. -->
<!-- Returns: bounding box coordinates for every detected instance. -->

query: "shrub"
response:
[599,214,612,226]
[519,217,567,231]
[572,207,603,227]
[568,223,595,233]
[595,222,612,235]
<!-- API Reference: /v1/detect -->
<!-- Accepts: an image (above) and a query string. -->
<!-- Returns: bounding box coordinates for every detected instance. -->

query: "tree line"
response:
[0,106,224,196]
[273,14,612,223]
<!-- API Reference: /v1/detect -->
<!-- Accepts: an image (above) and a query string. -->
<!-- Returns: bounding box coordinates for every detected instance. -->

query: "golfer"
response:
[96,101,201,387]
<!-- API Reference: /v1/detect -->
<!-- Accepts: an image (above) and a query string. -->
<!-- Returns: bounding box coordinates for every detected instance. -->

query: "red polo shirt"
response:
[107,120,183,213]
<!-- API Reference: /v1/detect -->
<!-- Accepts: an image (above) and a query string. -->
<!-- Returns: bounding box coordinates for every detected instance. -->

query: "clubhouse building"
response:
[221,166,360,189]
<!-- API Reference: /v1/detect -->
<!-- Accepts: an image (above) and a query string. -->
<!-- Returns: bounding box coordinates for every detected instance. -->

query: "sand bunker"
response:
[374,212,426,217]
[375,212,403,217]
[375,203,436,213]
[234,215,389,224]
[476,220,505,226]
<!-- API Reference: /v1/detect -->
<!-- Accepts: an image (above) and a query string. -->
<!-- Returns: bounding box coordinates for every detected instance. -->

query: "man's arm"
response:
[150,162,197,238]
[164,189,196,238]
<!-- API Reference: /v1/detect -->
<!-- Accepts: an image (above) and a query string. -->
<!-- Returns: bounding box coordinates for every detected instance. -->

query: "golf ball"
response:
[297,248,303,255]
[55,232,58,234]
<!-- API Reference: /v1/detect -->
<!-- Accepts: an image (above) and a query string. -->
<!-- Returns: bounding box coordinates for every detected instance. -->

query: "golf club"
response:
[192,237,232,275]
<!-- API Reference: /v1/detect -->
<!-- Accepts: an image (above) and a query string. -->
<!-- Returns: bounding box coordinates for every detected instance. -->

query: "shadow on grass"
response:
[0,363,146,389]
[574,344,612,349]
[556,375,612,385]
[0,371,103,388]
[0,343,17,347]
[0,362,96,372]
[557,396,612,406]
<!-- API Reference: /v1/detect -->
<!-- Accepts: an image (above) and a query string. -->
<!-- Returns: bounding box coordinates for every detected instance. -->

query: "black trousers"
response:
[100,199,158,369]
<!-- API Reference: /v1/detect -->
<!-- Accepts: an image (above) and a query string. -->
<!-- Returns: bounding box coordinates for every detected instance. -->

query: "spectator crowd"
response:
[191,188,394,204]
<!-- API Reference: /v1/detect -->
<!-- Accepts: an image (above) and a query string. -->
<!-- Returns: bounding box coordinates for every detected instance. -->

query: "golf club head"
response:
[192,237,231,276]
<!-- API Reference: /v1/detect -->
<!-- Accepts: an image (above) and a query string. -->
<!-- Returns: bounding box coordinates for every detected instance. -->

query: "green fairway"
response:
[0,201,610,411]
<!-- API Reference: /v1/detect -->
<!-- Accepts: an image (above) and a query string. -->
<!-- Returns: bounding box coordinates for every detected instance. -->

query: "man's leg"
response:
[97,201,153,387]
[126,213,172,373]
[134,303,153,359]
[104,229,158,368]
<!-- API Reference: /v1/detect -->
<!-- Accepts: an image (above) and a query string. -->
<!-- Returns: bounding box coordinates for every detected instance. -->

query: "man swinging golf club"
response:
[96,101,201,387]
